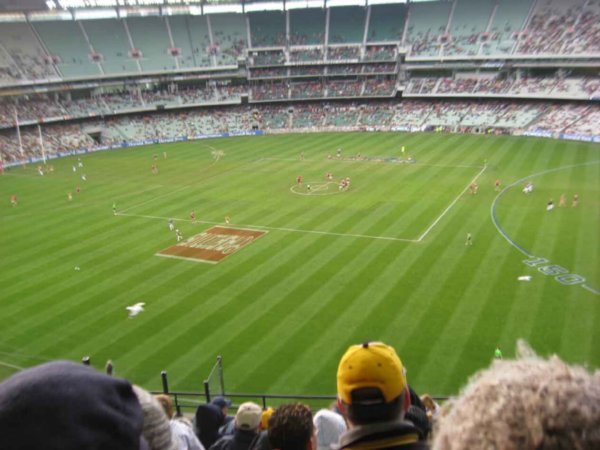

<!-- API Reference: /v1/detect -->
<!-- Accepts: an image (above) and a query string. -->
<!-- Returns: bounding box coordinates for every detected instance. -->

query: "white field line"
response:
[117,212,418,242]
[582,284,600,295]
[415,163,483,169]
[490,159,600,255]
[417,165,487,242]
[0,360,24,371]
[490,160,600,296]
[155,253,218,264]
[117,163,485,243]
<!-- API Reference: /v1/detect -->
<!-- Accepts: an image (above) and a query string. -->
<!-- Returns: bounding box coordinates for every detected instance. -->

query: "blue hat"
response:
[211,396,232,408]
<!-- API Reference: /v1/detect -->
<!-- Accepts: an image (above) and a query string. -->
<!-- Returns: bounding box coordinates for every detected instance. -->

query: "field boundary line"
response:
[415,163,483,169]
[155,253,218,264]
[117,212,418,242]
[0,360,24,371]
[582,284,600,295]
[491,160,600,295]
[417,165,487,242]
[491,160,600,256]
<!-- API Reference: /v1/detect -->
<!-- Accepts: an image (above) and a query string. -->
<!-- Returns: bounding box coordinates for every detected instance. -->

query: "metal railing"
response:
[151,356,447,416]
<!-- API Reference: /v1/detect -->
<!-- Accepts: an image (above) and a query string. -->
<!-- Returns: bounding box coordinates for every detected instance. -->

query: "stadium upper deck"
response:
[0,0,598,85]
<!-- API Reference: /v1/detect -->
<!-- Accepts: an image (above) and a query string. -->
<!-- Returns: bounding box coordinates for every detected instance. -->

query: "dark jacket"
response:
[336,420,429,450]
[210,429,258,450]
[248,430,271,450]
[219,417,236,437]
[195,403,226,449]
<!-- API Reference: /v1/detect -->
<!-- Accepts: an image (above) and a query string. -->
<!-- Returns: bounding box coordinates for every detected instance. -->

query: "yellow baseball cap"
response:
[337,342,406,405]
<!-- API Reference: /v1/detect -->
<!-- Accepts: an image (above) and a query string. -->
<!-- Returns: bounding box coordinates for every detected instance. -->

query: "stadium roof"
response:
[0,0,436,13]
[0,0,46,11]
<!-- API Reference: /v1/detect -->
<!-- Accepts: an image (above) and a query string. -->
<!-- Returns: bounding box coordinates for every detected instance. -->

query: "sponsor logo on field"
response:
[156,226,266,264]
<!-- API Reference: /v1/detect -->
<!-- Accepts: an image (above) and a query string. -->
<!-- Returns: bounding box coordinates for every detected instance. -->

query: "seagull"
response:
[518,276,532,281]
[126,302,145,318]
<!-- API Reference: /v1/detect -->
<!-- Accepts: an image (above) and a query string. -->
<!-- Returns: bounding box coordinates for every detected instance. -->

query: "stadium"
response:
[0,0,599,447]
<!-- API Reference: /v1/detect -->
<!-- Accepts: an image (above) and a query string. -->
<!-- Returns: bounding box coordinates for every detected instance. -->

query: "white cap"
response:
[235,402,262,431]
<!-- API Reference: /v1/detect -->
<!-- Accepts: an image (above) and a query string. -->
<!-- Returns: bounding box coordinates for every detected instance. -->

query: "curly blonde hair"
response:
[433,341,600,450]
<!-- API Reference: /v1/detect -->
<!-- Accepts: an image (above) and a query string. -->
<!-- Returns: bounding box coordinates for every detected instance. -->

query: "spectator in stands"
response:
[210,402,263,450]
[432,340,600,450]
[155,394,205,450]
[335,342,428,449]
[133,386,179,450]
[404,405,430,441]
[195,403,226,449]
[247,407,274,450]
[313,409,346,450]
[260,407,274,431]
[419,394,440,421]
[0,360,148,450]
[268,404,315,450]
[212,396,235,435]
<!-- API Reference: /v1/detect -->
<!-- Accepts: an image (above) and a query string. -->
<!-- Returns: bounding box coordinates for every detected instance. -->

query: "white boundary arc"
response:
[290,181,344,196]
[490,159,600,295]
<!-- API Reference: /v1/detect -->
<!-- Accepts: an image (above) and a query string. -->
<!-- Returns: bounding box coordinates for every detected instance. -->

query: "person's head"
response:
[313,409,347,450]
[0,360,147,450]
[133,386,179,450]
[235,402,262,432]
[194,403,225,448]
[211,396,232,416]
[155,394,175,419]
[260,407,274,430]
[336,341,409,426]
[420,394,437,412]
[433,341,600,450]
[269,404,315,450]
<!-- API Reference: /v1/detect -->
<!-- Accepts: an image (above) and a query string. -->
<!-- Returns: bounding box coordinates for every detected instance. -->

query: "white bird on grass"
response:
[126,302,145,318]
[518,276,532,281]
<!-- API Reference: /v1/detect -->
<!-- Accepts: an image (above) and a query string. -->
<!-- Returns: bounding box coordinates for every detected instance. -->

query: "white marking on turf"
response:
[491,159,600,256]
[415,163,483,169]
[119,212,417,242]
[0,360,24,371]
[491,160,600,296]
[290,181,342,196]
[155,253,218,264]
[582,284,600,295]
[417,165,487,242]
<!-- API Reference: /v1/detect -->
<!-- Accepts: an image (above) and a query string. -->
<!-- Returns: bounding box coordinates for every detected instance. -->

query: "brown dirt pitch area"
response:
[156,226,267,264]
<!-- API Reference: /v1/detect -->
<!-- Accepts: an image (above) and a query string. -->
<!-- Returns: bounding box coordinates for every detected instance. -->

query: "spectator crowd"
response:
[2,100,599,163]
[0,339,598,450]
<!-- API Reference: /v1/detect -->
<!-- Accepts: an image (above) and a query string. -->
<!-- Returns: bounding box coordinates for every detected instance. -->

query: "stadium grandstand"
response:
[0,0,599,448]
[0,0,598,161]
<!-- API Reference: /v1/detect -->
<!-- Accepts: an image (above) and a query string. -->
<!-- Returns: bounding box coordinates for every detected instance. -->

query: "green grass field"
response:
[1,132,598,401]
